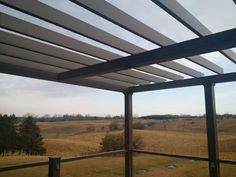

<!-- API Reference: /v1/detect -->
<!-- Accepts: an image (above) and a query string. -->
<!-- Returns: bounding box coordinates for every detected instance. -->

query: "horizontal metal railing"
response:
[132,149,236,165]
[0,149,235,176]
[219,159,236,165]
[61,149,125,163]
[132,149,209,161]
[0,150,125,172]
[0,160,49,172]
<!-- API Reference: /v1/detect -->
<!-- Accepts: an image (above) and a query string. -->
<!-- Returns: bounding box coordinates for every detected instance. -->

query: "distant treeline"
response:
[2,113,236,123]
[139,114,194,120]
[25,114,123,122]
[216,114,236,119]
[0,114,46,156]
[139,114,236,120]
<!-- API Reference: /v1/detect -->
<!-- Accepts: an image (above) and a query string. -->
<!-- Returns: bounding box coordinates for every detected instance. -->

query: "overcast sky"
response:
[0,0,236,117]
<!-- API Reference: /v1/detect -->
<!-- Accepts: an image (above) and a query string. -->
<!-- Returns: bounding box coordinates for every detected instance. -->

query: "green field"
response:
[0,118,235,177]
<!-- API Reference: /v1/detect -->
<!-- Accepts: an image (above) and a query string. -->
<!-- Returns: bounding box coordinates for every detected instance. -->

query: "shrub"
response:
[109,121,121,131]
[146,121,156,127]
[133,122,146,129]
[100,133,143,152]
[132,134,143,149]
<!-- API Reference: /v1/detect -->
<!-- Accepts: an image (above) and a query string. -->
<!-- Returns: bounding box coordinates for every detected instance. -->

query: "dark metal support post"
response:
[204,84,220,177]
[48,156,61,177]
[124,92,133,177]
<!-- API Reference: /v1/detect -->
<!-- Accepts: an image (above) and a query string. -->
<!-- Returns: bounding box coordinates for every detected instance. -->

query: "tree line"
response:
[35,114,123,122]
[0,114,46,156]
[140,114,236,120]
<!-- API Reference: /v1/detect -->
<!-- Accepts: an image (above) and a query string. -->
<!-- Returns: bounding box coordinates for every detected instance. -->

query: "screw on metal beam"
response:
[48,156,61,177]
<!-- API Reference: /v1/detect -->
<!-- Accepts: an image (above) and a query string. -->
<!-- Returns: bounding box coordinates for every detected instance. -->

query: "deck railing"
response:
[0,149,235,177]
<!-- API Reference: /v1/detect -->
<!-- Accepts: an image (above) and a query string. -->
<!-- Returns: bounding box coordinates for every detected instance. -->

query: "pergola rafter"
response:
[69,0,224,74]
[58,29,236,80]
[0,1,236,177]
[151,0,236,63]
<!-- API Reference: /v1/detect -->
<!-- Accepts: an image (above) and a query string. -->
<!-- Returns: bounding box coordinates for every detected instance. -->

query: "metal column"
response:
[124,92,133,177]
[204,84,220,177]
[48,156,61,177]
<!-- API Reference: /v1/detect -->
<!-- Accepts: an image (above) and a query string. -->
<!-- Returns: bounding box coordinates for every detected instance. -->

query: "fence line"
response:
[0,150,125,172]
[132,149,236,165]
[0,149,235,176]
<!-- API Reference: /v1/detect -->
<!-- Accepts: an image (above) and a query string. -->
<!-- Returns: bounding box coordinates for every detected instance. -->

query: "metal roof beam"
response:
[70,0,223,73]
[0,2,203,78]
[58,28,236,80]
[151,0,236,63]
[0,62,127,92]
[0,29,166,84]
[129,72,236,93]
[0,43,150,86]
[0,13,176,81]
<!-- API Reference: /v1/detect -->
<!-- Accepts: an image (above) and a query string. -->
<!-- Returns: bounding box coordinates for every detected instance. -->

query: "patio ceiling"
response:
[0,0,236,92]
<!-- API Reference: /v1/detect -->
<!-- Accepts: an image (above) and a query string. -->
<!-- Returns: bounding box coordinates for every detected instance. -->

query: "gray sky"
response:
[0,0,236,117]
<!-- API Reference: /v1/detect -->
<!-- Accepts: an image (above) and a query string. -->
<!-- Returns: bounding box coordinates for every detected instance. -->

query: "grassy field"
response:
[0,118,235,177]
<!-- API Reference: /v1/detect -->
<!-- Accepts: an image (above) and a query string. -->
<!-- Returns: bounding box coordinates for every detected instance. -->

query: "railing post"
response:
[204,83,220,177]
[124,92,133,177]
[48,156,61,177]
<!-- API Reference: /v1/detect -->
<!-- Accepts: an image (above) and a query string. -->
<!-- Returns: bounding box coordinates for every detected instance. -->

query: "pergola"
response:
[0,1,236,177]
